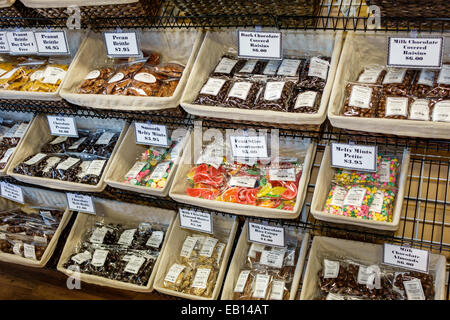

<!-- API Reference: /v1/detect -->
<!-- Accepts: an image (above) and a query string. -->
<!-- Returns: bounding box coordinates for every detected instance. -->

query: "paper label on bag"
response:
[125,161,147,179]
[95,132,115,145]
[294,91,317,109]
[0,233,5,240]
[146,230,164,248]
[326,293,345,300]
[33,235,47,244]
[234,270,251,293]
[42,67,66,85]
[260,248,285,268]
[432,100,450,122]
[386,97,408,117]
[383,68,406,84]
[379,160,391,183]
[369,191,384,213]
[308,57,329,80]
[324,259,340,279]
[228,81,252,100]
[90,227,108,244]
[56,157,80,170]
[42,157,61,173]
[418,69,435,86]
[86,160,106,177]
[12,241,22,255]
[50,136,68,145]
[71,251,91,264]
[84,70,100,80]
[253,274,270,298]
[134,72,156,83]
[404,278,426,300]
[277,59,301,76]
[437,65,450,85]
[12,122,28,138]
[164,264,185,283]
[118,229,136,246]
[0,68,20,80]
[30,70,44,81]
[343,187,366,207]
[239,60,257,73]
[270,280,285,300]
[149,161,170,180]
[357,265,371,284]
[180,236,197,258]
[0,147,15,163]
[199,238,218,257]
[349,85,372,109]
[196,146,223,169]
[358,68,383,83]
[228,176,256,188]
[124,256,146,274]
[23,243,36,259]
[215,242,225,265]
[91,249,109,267]
[192,268,211,289]
[108,72,124,83]
[200,78,226,96]
[330,185,347,207]
[214,57,238,74]
[409,99,430,121]
[248,243,265,259]
[69,137,87,150]
[263,60,281,75]
[74,161,89,179]
[269,168,296,181]
[3,124,19,138]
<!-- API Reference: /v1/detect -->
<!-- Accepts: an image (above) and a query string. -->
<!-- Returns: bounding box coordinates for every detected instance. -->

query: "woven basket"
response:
[21,0,162,27]
[0,0,37,27]
[172,0,319,16]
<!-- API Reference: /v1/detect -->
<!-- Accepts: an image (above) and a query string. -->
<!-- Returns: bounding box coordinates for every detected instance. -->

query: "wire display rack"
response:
[0,0,448,32]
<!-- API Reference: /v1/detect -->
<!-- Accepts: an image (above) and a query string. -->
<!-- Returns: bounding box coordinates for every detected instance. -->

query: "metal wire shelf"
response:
[0,0,448,32]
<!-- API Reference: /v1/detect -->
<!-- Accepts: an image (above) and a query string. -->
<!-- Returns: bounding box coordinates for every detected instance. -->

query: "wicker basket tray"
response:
[172,0,319,16]
[20,0,162,26]
[0,0,38,26]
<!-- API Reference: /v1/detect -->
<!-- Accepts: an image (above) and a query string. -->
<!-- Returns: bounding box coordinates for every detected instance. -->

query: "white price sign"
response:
[0,182,24,204]
[103,32,140,57]
[47,115,78,137]
[34,31,70,55]
[0,32,9,53]
[248,222,285,247]
[383,243,429,273]
[6,31,38,54]
[179,208,213,234]
[134,122,169,147]
[230,135,268,159]
[66,193,96,215]
[388,37,443,68]
[331,143,378,172]
[238,31,282,60]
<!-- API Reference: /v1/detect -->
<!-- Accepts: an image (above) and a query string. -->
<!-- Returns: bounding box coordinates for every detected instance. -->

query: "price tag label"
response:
[230,135,268,159]
[0,182,24,204]
[6,31,38,55]
[383,243,429,273]
[66,193,96,215]
[179,208,213,234]
[248,222,285,247]
[0,32,9,53]
[34,31,70,55]
[238,31,282,60]
[331,143,377,172]
[103,32,140,58]
[388,37,443,69]
[134,122,169,147]
[47,115,78,137]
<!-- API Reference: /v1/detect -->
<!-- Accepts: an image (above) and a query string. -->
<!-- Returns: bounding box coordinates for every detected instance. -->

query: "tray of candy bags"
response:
[299,236,447,300]
[59,220,170,291]
[0,206,72,267]
[169,133,316,219]
[104,124,190,197]
[0,117,32,173]
[311,146,410,231]
[221,220,310,300]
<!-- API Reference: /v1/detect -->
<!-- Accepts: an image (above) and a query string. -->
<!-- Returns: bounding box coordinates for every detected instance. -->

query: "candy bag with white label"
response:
[223,78,263,109]
[126,64,165,97]
[408,97,433,121]
[377,96,411,119]
[382,68,415,96]
[410,69,438,98]
[290,88,321,114]
[427,64,450,99]
[104,58,147,95]
[194,76,232,106]
[254,79,295,112]
[297,56,331,91]
[430,98,450,123]
[342,82,382,118]
[78,65,116,94]
[355,65,387,85]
